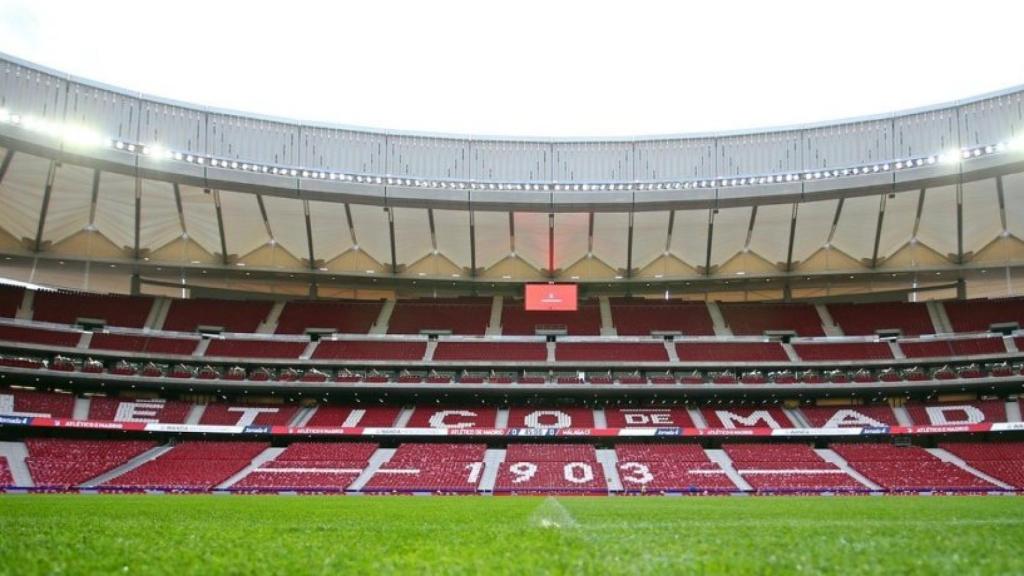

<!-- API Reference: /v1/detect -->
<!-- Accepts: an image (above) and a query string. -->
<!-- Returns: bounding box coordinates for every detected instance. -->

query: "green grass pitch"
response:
[1,495,1022,575]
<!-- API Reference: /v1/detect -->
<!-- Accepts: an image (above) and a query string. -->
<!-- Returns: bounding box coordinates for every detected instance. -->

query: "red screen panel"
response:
[525,284,578,311]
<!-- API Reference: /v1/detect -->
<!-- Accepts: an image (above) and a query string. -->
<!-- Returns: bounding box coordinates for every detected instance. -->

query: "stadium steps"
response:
[216,447,288,489]
[888,341,906,359]
[257,302,285,334]
[81,444,175,488]
[192,339,211,357]
[0,441,33,487]
[925,448,1012,490]
[595,449,623,493]
[148,298,171,331]
[393,407,415,428]
[664,340,680,362]
[1007,401,1023,423]
[687,407,708,428]
[299,340,318,360]
[289,407,315,427]
[927,301,953,334]
[592,408,607,428]
[142,297,163,330]
[598,296,617,336]
[546,342,556,362]
[15,289,33,320]
[815,304,843,337]
[485,296,503,336]
[478,449,505,492]
[813,449,883,491]
[781,342,800,362]
[423,340,437,362]
[892,405,913,426]
[704,449,751,491]
[494,408,509,428]
[72,396,90,420]
[76,331,92,350]
[349,448,396,491]
[1004,336,1019,353]
[369,300,395,335]
[706,302,732,336]
[784,407,810,428]
[184,404,207,425]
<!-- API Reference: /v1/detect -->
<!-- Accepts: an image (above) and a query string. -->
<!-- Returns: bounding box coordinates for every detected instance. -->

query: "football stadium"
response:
[2,1,1024,573]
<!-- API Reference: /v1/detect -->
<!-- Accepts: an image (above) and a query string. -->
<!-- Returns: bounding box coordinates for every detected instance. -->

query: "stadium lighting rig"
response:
[1,107,1023,193]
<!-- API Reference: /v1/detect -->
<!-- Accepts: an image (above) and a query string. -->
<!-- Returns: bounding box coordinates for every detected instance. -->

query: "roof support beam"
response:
[870,193,887,268]
[212,189,228,265]
[33,159,57,253]
[387,206,398,274]
[996,175,1008,232]
[704,207,715,275]
[955,180,964,264]
[303,200,315,269]
[784,202,798,272]
[626,210,635,277]
[0,150,14,185]
[132,175,142,259]
[88,170,101,227]
[468,210,477,277]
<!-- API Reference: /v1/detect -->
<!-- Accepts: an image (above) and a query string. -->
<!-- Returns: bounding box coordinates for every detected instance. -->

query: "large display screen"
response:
[525,284,578,311]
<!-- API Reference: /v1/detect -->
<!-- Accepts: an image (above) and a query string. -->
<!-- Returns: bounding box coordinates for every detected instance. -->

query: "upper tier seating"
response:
[89,333,199,355]
[311,340,426,360]
[798,405,898,428]
[304,405,401,427]
[432,341,547,362]
[105,441,268,489]
[904,400,1006,426]
[501,300,601,335]
[364,443,487,493]
[555,342,668,362]
[615,444,737,492]
[388,298,492,335]
[275,300,383,335]
[32,292,153,328]
[496,444,606,494]
[506,407,595,428]
[0,324,80,348]
[162,299,273,333]
[0,285,24,318]
[944,298,1024,333]
[88,397,191,423]
[675,342,788,362]
[900,338,1006,358]
[826,302,935,336]
[724,443,864,491]
[719,303,824,336]
[700,406,794,429]
[939,442,1024,489]
[604,407,695,428]
[199,403,298,426]
[204,338,307,359]
[26,438,156,488]
[405,406,499,428]
[792,342,893,361]
[609,298,715,336]
[831,443,996,491]
[233,442,378,491]
[0,388,74,418]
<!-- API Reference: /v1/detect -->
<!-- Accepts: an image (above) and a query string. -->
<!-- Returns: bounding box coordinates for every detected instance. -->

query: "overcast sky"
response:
[1,0,1022,138]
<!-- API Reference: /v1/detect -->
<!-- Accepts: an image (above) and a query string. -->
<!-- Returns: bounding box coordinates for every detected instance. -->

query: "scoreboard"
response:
[524,284,577,311]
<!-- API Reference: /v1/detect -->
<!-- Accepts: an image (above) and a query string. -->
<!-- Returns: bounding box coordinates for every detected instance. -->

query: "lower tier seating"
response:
[939,442,1024,489]
[495,444,606,494]
[233,442,378,491]
[105,441,268,489]
[0,456,11,485]
[363,443,488,493]
[831,443,996,491]
[26,438,156,488]
[724,443,864,492]
[615,444,736,493]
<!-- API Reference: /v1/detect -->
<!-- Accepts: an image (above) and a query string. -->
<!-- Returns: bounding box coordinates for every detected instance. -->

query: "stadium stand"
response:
[405,406,499,428]
[718,303,825,336]
[675,341,788,362]
[204,338,308,359]
[506,407,595,428]
[501,300,601,335]
[0,324,80,348]
[105,441,269,489]
[364,443,487,493]
[304,405,401,427]
[387,298,492,335]
[900,338,1006,358]
[89,333,199,355]
[496,444,606,494]
[615,444,736,493]
[87,397,191,423]
[609,298,715,336]
[555,342,668,362]
[791,342,893,361]
[604,407,695,428]
[0,285,24,318]
[275,299,384,335]
[311,340,426,360]
[826,302,935,336]
[831,443,996,491]
[798,405,899,427]
[31,292,153,328]
[700,406,794,428]
[939,443,1024,489]
[162,299,273,333]
[432,341,547,361]
[724,443,864,492]
[0,457,11,485]
[944,298,1024,333]
[0,388,75,418]
[199,403,298,426]
[26,439,156,488]
[904,400,1006,426]
[233,442,378,491]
